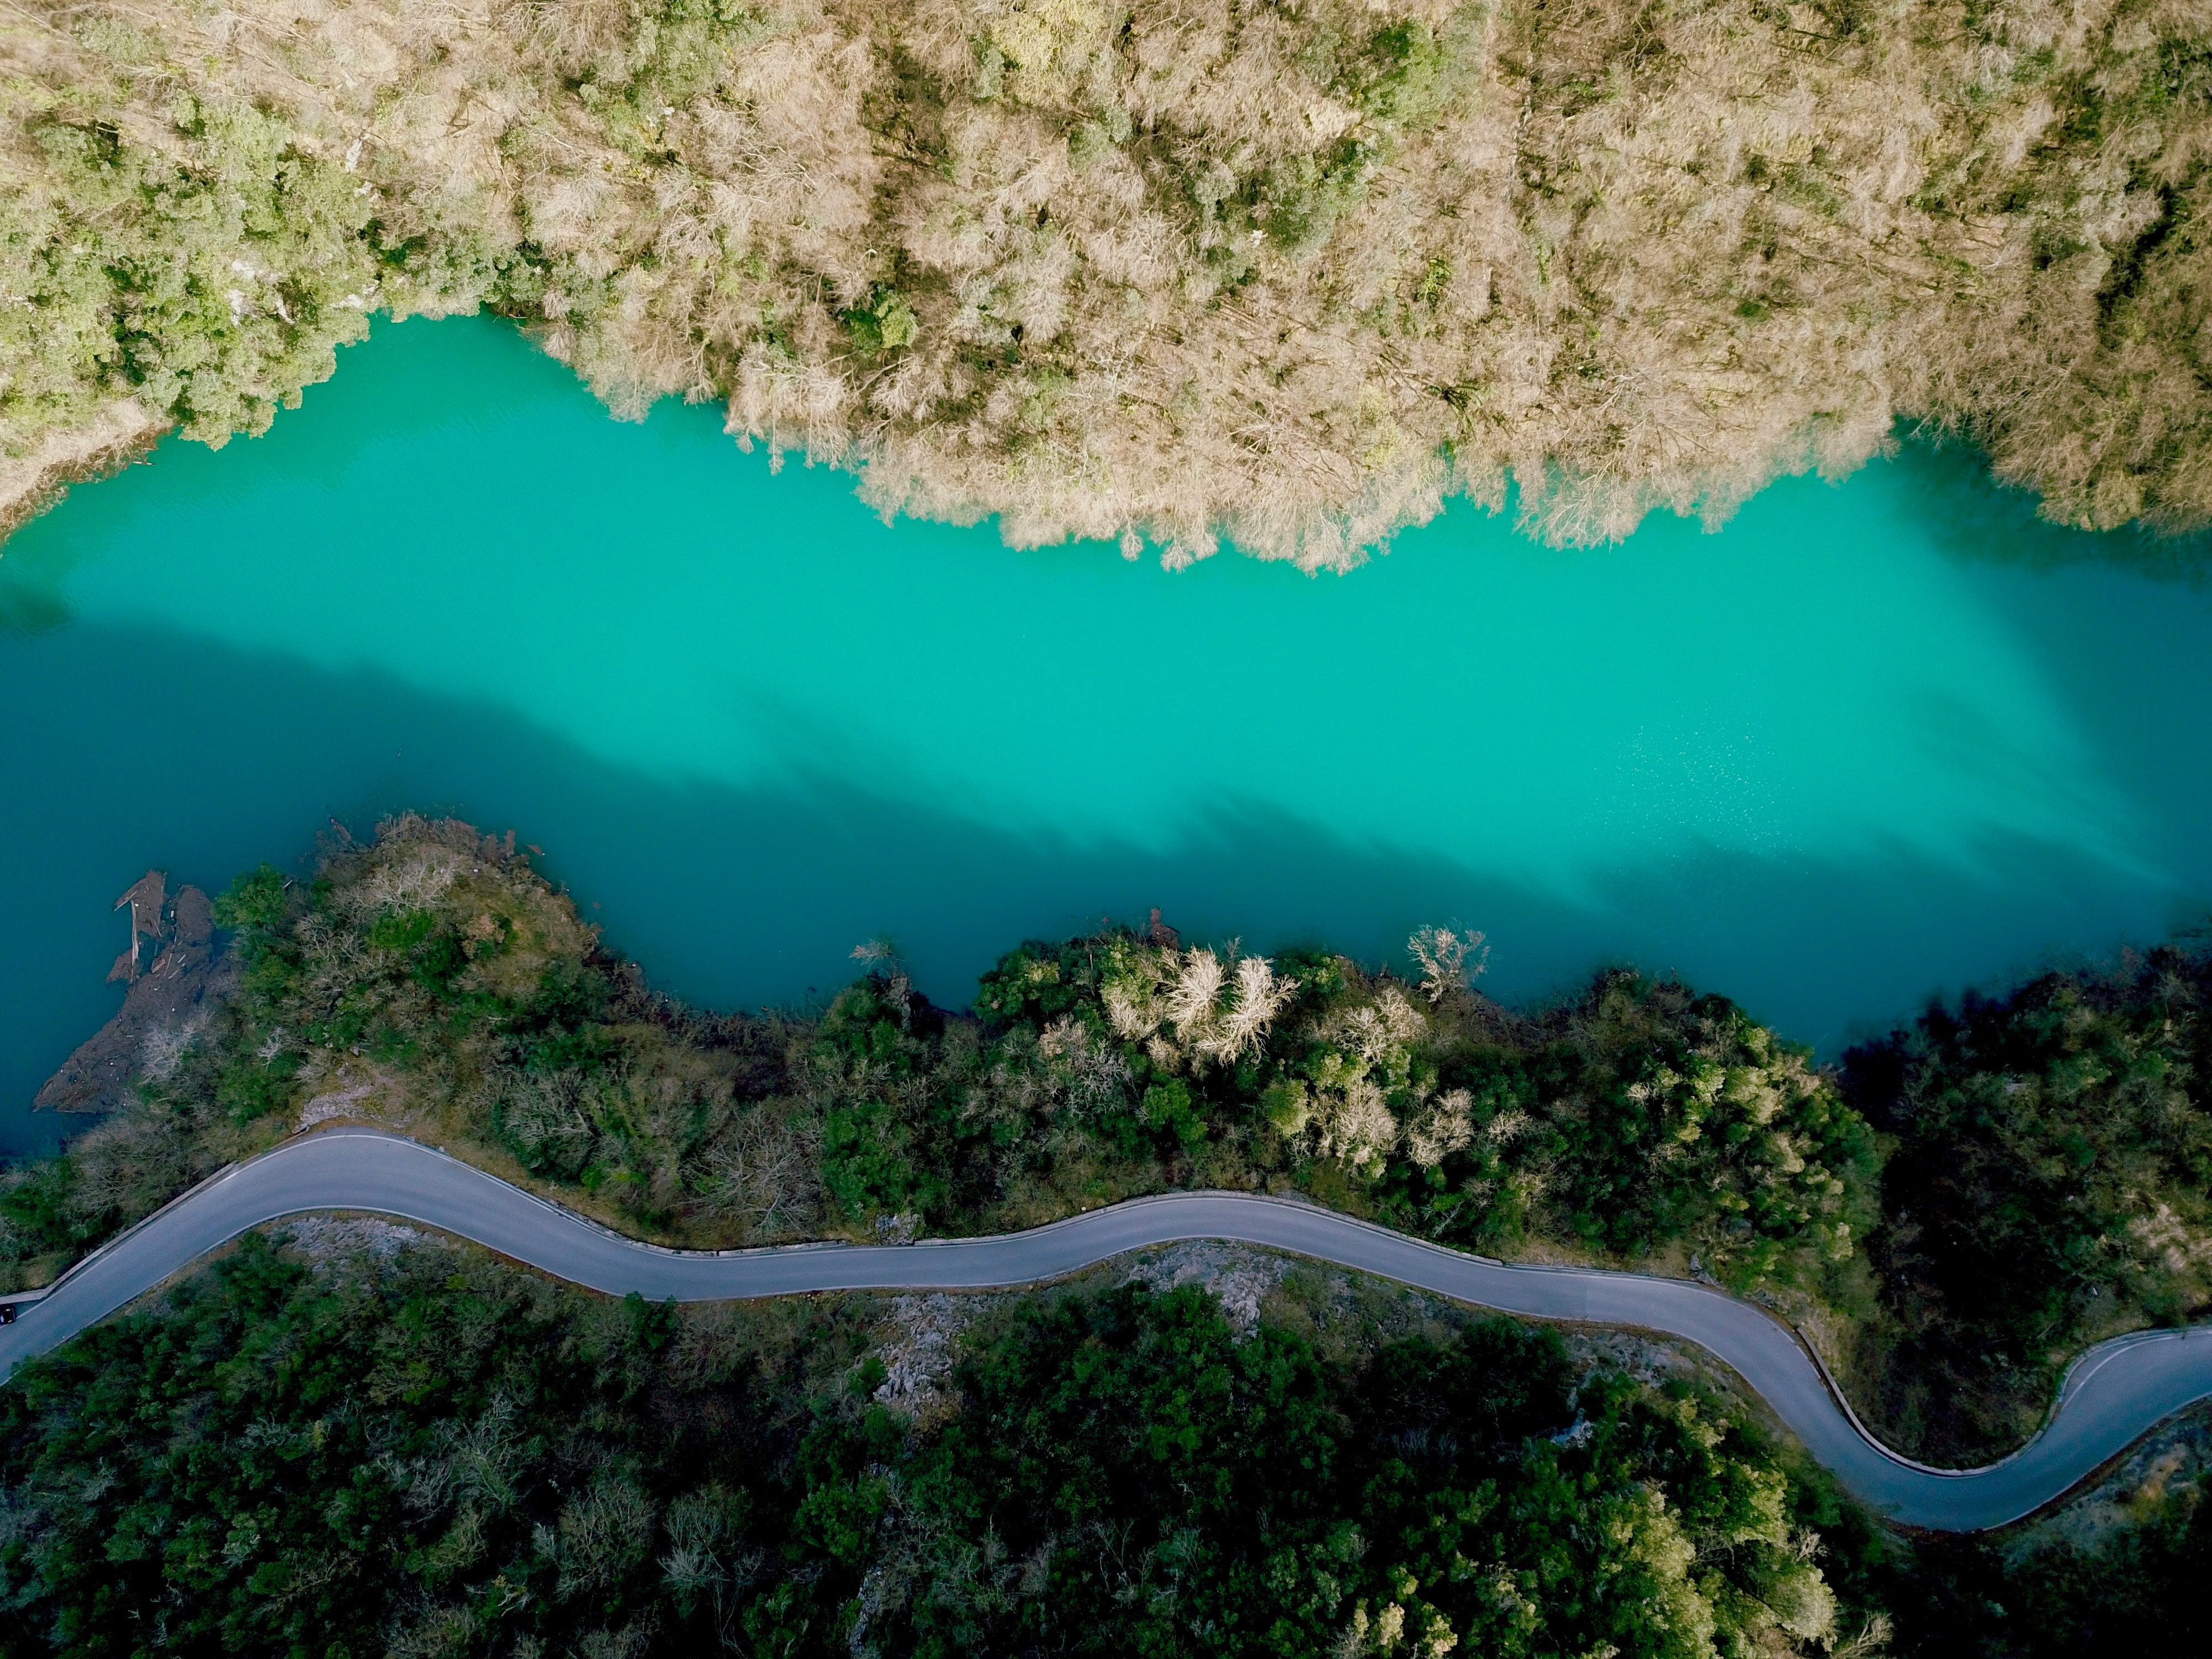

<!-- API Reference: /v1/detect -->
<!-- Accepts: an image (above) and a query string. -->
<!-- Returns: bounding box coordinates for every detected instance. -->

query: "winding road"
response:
[4,1126,2209,1531]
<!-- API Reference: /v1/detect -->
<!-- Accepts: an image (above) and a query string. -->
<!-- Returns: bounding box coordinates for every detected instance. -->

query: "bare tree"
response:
[1408,926,1487,1006]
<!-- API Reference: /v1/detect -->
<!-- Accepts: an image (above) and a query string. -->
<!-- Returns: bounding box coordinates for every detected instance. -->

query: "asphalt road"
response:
[6,1127,2209,1532]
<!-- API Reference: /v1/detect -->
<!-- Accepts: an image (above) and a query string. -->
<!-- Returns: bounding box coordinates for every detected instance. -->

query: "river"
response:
[4,315,2211,1154]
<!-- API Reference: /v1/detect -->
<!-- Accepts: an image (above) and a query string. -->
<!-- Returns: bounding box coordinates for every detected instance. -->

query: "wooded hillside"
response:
[5,0,2206,560]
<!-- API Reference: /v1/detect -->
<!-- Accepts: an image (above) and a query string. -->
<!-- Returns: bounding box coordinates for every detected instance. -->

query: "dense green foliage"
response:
[865,1292,1851,1657]
[973,935,1875,1288]
[1843,946,2212,1458]
[14,818,1871,1306]
[12,93,372,448]
[17,808,2212,1537]
[0,1229,1875,1658]
[0,1231,852,1657]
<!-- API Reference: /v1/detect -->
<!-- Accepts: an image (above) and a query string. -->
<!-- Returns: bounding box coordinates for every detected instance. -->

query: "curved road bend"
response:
[4,1128,2210,1532]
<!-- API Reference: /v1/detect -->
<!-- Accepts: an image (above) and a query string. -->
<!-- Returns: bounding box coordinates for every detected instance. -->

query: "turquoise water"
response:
[6,316,2212,1153]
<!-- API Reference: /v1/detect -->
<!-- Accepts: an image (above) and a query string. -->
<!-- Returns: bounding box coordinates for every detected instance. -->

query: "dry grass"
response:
[2,0,2205,561]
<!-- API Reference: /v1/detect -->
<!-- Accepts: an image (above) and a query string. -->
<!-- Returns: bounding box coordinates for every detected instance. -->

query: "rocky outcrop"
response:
[36,873,233,1114]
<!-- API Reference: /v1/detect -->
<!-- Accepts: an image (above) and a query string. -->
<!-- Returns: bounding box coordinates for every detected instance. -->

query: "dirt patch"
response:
[296,1070,406,1131]
[275,1215,425,1270]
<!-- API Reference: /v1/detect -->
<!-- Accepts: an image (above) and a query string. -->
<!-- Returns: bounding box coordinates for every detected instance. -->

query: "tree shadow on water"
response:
[1900,431,2212,583]
[5,622,2203,1156]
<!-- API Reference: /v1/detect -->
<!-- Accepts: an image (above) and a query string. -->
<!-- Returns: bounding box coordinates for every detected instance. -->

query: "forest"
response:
[8,813,2212,1650]
[0,1227,1892,1658]
[1,818,1881,1380]
[15,814,2212,1463]
[4,0,2208,560]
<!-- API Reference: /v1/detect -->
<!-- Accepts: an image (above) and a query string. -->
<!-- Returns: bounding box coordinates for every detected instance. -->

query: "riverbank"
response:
[0,401,162,542]
[7,0,2207,564]
[12,813,2212,1478]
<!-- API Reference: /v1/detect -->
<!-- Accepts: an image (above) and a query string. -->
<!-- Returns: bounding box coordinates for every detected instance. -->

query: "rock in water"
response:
[36,876,233,1114]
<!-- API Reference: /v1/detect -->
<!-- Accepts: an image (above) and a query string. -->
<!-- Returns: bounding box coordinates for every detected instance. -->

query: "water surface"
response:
[6,316,2211,1152]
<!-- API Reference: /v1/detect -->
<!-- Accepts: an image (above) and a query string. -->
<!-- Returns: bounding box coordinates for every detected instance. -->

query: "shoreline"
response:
[0,405,166,545]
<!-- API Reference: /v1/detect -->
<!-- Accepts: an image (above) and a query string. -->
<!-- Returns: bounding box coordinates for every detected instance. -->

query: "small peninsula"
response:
[3,0,2207,562]
[4,815,2212,1653]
